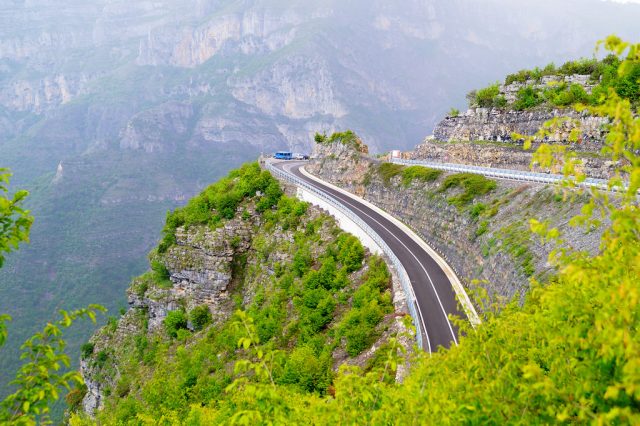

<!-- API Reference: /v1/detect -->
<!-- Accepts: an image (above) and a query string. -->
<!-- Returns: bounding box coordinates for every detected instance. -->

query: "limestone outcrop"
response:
[433,108,608,150]
[408,139,620,180]
[80,204,259,414]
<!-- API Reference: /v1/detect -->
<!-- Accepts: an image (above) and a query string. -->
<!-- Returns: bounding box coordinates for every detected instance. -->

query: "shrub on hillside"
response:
[514,86,544,110]
[164,310,188,338]
[314,132,328,144]
[189,305,212,332]
[278,346,331,393]
[474,84,501,108]
[401,166,442,186]
[440,173,497,207]
[80,342,95,359]
[377,163,404,185]
[334,234,365,273]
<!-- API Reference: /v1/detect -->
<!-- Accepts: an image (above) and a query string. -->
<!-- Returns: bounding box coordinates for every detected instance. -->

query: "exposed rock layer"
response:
[433,108,607,151]
[408,140,620,180]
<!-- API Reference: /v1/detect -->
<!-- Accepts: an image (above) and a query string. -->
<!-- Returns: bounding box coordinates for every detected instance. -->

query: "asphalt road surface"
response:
[274,160,466,352]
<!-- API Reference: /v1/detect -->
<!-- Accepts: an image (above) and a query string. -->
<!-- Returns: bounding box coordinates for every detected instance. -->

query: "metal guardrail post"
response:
[266,161,425,349]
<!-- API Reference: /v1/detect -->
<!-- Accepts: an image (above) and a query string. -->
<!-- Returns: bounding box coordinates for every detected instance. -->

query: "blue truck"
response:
[273,151,293,160]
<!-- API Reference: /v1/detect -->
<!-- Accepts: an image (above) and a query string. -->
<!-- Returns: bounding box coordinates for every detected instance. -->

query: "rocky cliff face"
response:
[119,101,195,153]
[309,140,372,196]
[433,108,608,150]
[408,139,620,180]
[137,8,318,68]
[230,55,347,120]
[309,140,603,306]
[0,73,89,113]
[81,212,253,414]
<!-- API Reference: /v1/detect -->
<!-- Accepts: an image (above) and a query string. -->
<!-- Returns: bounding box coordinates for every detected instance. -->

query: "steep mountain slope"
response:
[2,0,640,397]
[73,163,407,421]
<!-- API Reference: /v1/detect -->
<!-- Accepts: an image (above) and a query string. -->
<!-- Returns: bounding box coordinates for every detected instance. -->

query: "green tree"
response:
[164,310,188,338]
[314,132,328,144]
[335,234,365,274]
[0,307,105,424]
[189,305,212,332]
[513,85,544,110]
[474,83,501,108]
[0,169,33,268]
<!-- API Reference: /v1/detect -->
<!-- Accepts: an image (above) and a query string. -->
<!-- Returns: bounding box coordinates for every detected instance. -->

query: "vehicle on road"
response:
[274,151,293,160]
[293,153,310,160]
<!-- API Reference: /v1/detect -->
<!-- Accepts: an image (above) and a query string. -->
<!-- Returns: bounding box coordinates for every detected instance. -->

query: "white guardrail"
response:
[265,161,426,350]
[391,158,610,190]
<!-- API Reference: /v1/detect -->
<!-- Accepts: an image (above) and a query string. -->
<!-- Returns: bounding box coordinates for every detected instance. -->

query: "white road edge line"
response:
[291,164,457,345]
[298,164,481,327]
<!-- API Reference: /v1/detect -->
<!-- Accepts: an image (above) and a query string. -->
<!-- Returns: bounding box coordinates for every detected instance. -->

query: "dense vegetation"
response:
[375,163,442,187]
[158,163,282,253]
[0,169,32,269]
[467,52,640,111]
[66,164,396,424]
[314,131,368,153]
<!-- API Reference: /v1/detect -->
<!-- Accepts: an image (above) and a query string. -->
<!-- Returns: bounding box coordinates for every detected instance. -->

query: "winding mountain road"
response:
[272,160,468,352]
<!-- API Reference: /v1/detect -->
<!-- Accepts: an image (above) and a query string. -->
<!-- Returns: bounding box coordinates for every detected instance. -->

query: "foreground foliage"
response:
[0,169,32,269]
[0,307,105,425]
[0,171,105,425]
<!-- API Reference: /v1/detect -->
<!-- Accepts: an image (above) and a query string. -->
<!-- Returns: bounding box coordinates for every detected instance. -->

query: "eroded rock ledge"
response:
[433,108,607,150]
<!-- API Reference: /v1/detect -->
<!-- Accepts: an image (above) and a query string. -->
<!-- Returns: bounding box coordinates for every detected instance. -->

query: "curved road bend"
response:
[274,160,466,352]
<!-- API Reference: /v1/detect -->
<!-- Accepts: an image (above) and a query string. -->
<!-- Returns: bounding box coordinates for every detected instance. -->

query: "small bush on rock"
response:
[164,310,188,338]
[190,305,212,332]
